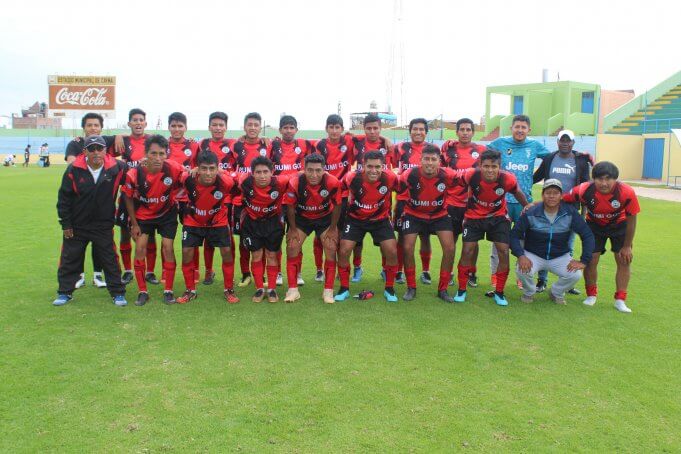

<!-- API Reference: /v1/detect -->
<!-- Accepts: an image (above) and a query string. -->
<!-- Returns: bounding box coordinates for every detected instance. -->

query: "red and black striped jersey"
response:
[283,172,341,220]
[121,160,185,221]
[271,138,315,176]
[563,181,640,226]
[342,170,398,221]
[399,167,462,220]
[461,168,518,219]
[238,173,290,220]
[182,173,235,228]
[440,141,483,207]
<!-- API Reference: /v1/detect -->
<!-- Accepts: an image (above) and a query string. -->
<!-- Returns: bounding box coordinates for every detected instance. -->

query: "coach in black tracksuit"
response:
[55,136,127,304]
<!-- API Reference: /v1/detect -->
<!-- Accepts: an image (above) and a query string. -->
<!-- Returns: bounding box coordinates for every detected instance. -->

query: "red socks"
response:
[286,255,301,289]
[353,253,362,268]
[146,241,157,273]
[586,285,598,297]
[222,261,234,290]
[324,259,336,290]
[338,265,351,288]
[396,242,404,272]
[405,266,417,289]
[266,265,278,291]
[313,237,323,270]
[120,242,132,270]
[251,259,264,289]
[163,261,176,292]
[420,251,431,271]
[385,264,397,288]
[134,258,146,292]
[614,290,627,301]
[182,262,195,291]
[495,270,509,293]
[457,264,472,291]
[438,270,450,292]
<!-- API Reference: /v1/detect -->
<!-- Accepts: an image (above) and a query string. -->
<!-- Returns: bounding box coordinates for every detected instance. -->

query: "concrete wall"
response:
[595,134,643,180]
[642,133,681,183]
[599,90,635,133]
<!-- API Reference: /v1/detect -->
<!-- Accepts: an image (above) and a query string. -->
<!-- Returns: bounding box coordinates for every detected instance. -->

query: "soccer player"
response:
[562,162,640,313]
[335,151,399,303]
[399,145,461,303]
[176,151,238,304]
[238,156,289,303]
[283,153,341,303]
[454,149,528,306]
[122,135,184,306]
[394,118,434,285]
[440,118,484,287]
[196,111,236,285]
[23,145,30,167]
[54,136,127,307]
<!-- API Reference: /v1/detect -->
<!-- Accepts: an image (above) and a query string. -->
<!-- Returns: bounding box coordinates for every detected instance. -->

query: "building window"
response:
[513,96,524,115]
[582,92,594,114]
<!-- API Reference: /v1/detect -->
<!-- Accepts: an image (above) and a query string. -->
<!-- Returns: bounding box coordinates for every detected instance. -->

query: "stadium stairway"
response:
[609,84,681,134]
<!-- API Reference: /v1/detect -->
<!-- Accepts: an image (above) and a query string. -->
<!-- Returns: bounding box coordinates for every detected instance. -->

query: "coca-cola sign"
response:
[48,83,115,111]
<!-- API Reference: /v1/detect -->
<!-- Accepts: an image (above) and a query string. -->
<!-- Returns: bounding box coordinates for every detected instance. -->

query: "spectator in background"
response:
[23,145,30,167]
[3,154,17,167]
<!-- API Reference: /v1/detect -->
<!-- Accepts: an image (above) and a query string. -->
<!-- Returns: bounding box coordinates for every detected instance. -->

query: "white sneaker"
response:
[75,273,86,289]
[284,288,301,303]
[92,272,107,288]
[322,289,334,304]
[297,273,305,286]
[614,299,632,313]
[276,272,283,286]
[583,296,597,306]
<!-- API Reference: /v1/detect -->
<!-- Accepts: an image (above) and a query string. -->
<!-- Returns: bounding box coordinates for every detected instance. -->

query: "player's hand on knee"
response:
[63,228,74,239]
[567,260,586,272]
[517,255,532,274]
[617,246,633,264]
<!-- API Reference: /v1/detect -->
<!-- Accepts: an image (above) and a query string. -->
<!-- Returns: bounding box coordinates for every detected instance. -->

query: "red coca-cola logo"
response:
[49,85,115,110]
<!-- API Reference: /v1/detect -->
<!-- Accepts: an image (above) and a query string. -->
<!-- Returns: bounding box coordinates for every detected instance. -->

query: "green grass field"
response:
[1,167,680,452]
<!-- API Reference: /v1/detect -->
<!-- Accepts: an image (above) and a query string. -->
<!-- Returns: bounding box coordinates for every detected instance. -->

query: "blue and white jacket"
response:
[510,202,595,264]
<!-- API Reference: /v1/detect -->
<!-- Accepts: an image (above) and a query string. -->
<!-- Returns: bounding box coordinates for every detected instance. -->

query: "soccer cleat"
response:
[493,292,508,307]
[145,272,160,285]
[224,289,239,304]
[121,270,134,285]
[176,290,197,304]
[467,273,479,288]
[549,291,566,305]
[285,288,301,303]
[238,273,252,288]
[135,291,150,307]
[403,287,416,301]
[276,273,283,286]
[380,269,386,282]
[163,291,176,305]
[203,271,215,285]
[535,279,547,293]
[583,296,597,306]
[315,270,324,282]
[92,272,107,288]
[395,271,406,284]
[351,267,363,283]
[614,299,632,313]
[437,290,455,303]
[112,295,128,307]
[252,288,265,303]
[384,287,398,303]
[420,271,432,285]
[521,294,534,304]
[297,273,305,286]
[567,288,581,295]
[52,294,73,306]
[322,289,335,304]
[453,290,467,303]
[334,287,350,302]
[268,289,279,303]
[75,273,86,289]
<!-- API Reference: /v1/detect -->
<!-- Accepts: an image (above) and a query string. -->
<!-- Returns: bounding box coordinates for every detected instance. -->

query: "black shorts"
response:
[241,215,285,252]
[401,213,452,235]
[182,226,231,248]
[589,221,627,254]
[462,216,511,244]
[115,198,130,228]
[338,199,348,229]
[393,200,406,232]
[294,214,332,238]
[447,206,466,236]
[138,210,178,239]
[342,216,395,246]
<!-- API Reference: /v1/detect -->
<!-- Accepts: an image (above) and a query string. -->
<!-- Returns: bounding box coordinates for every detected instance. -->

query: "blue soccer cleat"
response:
[334,288,350,302]
[351,267,363,283]
[493,292,508,307]
[384,288,398,303]
[112,295,128,307]
[52,294,72,306]
[453,290,467,303]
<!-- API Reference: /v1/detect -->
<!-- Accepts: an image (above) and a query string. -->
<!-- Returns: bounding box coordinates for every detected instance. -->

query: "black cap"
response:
[84,135,107,149]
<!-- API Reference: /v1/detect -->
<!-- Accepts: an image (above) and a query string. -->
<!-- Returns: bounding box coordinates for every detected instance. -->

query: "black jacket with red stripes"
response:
[57,154,127,230]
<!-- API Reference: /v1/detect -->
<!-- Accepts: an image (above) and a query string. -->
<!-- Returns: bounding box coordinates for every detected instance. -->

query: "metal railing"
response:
[641,118,681,134]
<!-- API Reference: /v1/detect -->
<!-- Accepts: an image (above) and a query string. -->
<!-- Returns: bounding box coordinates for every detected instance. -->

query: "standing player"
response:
[454,149,528,306]
[176,151,238,304]
[283,153,341,303]
[440,118,484,287]
[399,145,461,303]
[238,157,289,303]
[23,145,30,167]
[122,135,184,306]
[562,162,640,313]
[335,151,399,303]
[394,118,434,285]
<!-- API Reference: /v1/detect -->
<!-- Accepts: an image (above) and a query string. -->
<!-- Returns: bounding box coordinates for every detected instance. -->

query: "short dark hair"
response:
[325,114,343,128]
[422,144,440,156]
[128,108,146,121]
[512,114,531,127]
[363,114,381,126]
[456,118,474,132]
[145,134,168,153]
[168,112,187,126]
[592,161,619,180]
[81,112,104,129]
[409,117,428,133]
[196,150,218,166]
[304,153,325,167]
[480,148,501,163]
[208,111,228,124]
[363,150,385,164]
[251,156,273,172]
[244,112,262,126]
[279,115,298,129]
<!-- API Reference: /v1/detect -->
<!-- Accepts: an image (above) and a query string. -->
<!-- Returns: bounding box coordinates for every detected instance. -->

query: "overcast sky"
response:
[1,0,680,130]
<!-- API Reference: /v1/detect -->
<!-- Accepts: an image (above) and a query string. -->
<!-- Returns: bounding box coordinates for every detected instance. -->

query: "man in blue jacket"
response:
[510,179,595,305]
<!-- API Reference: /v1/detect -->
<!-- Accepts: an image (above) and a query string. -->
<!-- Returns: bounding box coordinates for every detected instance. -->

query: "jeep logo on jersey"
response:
[505,162,529,172]
[379,186,388,195]
[260,148,267,156]
[221,146,230,154]
[294,146,302,155]
[340,145,347,153]
[611,200,621,209]
[320,189,329,198]
[163,177,173,186]
[184,148,192,157]
[437,183,446,192]
[214,191,223,200]
[495,188,505,196]
[472,151,479,159]
[270,191,279,200]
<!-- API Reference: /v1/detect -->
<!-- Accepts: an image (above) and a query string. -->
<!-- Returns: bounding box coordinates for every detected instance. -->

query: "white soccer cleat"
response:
[284,288,301,303]
[614,299,632,313]
[75,273,86,289]
[276,272,283,286]
[92,272,107,288]
[297,273,305,286]
[583,296,597,306]
[322,289,334,304]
